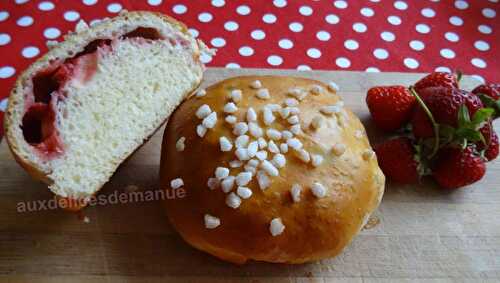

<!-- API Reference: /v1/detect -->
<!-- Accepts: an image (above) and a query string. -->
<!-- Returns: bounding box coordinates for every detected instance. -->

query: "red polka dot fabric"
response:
[0,0,498,138]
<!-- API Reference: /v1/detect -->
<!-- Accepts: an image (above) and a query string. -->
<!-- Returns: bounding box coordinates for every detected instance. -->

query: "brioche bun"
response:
[160,76,384,264]
[5,11,206,206]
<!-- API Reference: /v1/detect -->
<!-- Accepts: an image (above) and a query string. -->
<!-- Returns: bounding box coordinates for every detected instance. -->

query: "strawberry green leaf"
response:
[455,128,484,143]
[479,94,500,118]
[458,105,471,128]
[471,108,494,126]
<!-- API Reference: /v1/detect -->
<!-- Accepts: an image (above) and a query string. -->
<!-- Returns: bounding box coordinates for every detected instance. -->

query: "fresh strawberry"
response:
[462,90,484,117]
[411,87,483,139]
[414,72,459,97]
[472,83,500,100]
[366,86,416,131]
[432,146,486,189]
[411,107,435,138]
[374,137,420,184]
[478,123,499,161]
[473,84,500,119]
[411,87,465,138]
[485,132,499,161]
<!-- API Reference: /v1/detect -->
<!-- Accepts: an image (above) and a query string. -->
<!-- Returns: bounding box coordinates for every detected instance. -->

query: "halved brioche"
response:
[5,11,207,205]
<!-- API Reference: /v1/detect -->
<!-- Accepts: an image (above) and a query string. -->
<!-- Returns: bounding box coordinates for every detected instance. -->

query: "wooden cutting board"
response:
[1,68,499,283]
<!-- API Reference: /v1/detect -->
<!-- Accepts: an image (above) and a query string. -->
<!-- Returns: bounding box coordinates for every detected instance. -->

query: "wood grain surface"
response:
[1,68,499,282]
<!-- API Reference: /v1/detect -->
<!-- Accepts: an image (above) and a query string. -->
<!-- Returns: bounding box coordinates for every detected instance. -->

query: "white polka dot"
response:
[0,11,8,22]
[370,0,381,2]
[387,15,402,25]
[335,57,351,68]
[251,30,265,40]
[394,1,408,10]
[471,75,485,84]
[64,11,80,22]
[236,5,251,15]
[15,0,29,3]
[200,53,212,64]
[444,32,460,42]
[289,22,303,32]
[344,39,359,50]
[43,27,61,39]
[198,12,213,23]
[83,0,97,5]
[373,48,389,59]
[211,37,226,47]
[352,22,367,33]
[440,48,455,59]
[360,7,374,17]
[172,4,187,14]
[380,31,395,42]
[454,0,468,10]
[474,40,490,51]
[435,66,451,73]
[409,40,425,51]
[38,1,55,11]
[334,1,348,9]
[0,33,11,46]
[471,58,487,68]
[188,28,199,38]
[147,0,162,6]
[263,14,277,24]
[297,65,311,71]
[415,23,431,34]
[279,39,293,49]
[0,98,7,112]
[325,14,340,24]
[273,0,287,8]
[307,48,321,59]
[421,8,436,17]
[267,55,283,66]
[211,0,225,7]
[226,63,241,69]
[449,16,463,26]
[17,16,34,27]
[478,25,492,34]
[482,8,496,18]
[239,46,254,56]
[224,21,239,31]
[22,46,40,58]
[299,6,313,16]
[107,3,122,13]
[316,31,331,41]
[366,67,380,72]
[404,58,419,69]
[0,66,15,79]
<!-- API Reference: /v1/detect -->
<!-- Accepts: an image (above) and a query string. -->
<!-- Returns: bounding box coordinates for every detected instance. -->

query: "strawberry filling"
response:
[21,27,167,159]
[22,102,64,157]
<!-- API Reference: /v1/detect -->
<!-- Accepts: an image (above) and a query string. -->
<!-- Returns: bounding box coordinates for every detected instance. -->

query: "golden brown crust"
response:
[160,76,385,264]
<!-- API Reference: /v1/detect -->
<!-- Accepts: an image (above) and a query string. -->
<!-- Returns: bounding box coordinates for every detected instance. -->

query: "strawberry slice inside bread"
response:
[5,12,207,205]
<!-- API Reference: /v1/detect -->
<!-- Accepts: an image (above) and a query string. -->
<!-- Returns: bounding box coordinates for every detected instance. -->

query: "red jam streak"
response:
[22,102,64,157]
[123,27,162,40]
[21,27,165,159]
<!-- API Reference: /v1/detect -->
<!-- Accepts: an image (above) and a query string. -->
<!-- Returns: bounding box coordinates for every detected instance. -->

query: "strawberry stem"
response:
[456,70,463,84]
[410,87,440,157]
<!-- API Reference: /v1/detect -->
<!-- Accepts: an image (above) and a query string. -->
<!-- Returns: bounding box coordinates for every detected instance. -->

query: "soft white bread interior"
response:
[5,11,206,204]
[160,76,385,264]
